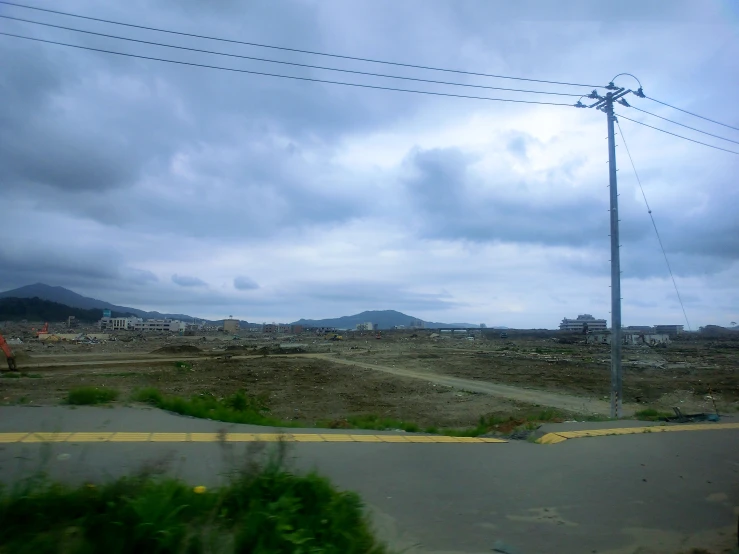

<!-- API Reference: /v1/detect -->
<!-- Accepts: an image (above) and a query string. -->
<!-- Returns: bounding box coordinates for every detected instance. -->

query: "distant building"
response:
[278,324,292,333]
[291,325,304,334]
[99,317,143,331]
[304,326,336,334]
[409,319,425,329]
[654,325,683,336]
[134,319,184,332]
[560,314,607,333]
[356,322,374,331]
[263,323,278,333]
[223,319,240,334]
[587,333,670,346]
[625,326,653,332]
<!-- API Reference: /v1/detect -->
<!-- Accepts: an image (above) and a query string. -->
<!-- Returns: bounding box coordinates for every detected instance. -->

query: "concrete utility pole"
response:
[605,92,623,418]
[577,81,643,418]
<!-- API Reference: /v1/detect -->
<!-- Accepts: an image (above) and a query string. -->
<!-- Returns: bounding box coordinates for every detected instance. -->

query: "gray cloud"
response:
[234,276,259,290]
[172,274,207,287]
[0,0,736,327]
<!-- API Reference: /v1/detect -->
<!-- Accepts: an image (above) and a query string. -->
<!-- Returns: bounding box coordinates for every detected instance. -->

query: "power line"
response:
[0,0,603,89]
[0,32,575,106]
[616,119,691,331]
[629,104,739,146]
[0,15,583,98]
[616,113,739,155]
[646,95,739,133]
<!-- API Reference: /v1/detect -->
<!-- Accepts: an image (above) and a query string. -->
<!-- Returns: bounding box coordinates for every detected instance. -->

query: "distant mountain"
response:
[0,283,193,321]
[0,297,133,323]
[292,310,482,330]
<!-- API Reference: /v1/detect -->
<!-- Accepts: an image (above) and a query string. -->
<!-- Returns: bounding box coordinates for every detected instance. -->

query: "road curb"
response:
[536,422,739,444]
[0,432,508,444]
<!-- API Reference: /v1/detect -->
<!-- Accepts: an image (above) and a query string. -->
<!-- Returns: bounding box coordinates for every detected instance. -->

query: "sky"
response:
[1,0,738,328]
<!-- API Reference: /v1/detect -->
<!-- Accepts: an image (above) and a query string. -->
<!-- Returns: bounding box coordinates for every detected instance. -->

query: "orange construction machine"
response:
[0,333,17,371]
[36,322,48,337]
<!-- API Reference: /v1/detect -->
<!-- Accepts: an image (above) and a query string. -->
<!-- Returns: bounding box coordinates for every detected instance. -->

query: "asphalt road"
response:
[0,406,736,554]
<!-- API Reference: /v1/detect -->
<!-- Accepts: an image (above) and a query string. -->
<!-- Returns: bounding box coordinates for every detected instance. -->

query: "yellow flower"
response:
[193,485,207,494]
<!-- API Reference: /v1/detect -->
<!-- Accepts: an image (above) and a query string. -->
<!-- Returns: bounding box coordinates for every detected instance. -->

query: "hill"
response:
[0,283,193,320]
[291,310,482,330]
[0,297,134,323]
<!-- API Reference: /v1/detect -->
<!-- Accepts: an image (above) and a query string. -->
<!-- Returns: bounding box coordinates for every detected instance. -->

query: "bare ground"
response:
[3,332,738,424]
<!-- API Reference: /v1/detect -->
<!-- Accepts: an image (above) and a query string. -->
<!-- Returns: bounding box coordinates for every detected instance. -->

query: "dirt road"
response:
[311,353,633,416]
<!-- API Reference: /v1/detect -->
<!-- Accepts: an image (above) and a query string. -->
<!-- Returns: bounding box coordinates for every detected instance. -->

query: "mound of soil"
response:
[151,344,202,355]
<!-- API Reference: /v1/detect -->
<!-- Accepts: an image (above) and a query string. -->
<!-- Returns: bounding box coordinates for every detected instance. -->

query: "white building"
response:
[99,317,143,331]
[356,322,374,331]
[560,314,607,333]
[133,319,185,332]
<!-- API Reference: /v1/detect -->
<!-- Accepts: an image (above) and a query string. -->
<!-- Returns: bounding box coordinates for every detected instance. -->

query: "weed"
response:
[345,414,419,433]
[526,409,562,422]
[98,372,138,378]
[634,408,672,421]
[18,396,29,404]
[66,387,119,405]
[1,373,20,379]
[132,388,295,428]
[0,445,388,553]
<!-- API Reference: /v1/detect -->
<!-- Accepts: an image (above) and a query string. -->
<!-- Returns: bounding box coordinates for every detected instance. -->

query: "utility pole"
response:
[605,91,623,418]
[576,81,643,418]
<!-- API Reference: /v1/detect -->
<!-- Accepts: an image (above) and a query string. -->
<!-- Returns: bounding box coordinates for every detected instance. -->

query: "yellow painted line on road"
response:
[190,433,220,442]
[68,432,115,442]
[22,432,73,443]
[0,432,506,444]
[150,433,188,442]
[537,422,739,444]
[112,433,152,442]
[349,435,383,442]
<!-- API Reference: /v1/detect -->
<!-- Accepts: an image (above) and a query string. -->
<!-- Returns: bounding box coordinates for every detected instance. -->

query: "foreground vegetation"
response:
[0,445,388,554]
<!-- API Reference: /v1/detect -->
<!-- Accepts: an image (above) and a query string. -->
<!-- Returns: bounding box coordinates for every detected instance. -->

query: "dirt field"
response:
[1,329,738,426]
[335,334,739,413]
[0,356,531,428]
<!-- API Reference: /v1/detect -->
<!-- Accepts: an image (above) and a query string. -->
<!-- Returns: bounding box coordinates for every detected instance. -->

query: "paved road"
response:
[0,406,736,553]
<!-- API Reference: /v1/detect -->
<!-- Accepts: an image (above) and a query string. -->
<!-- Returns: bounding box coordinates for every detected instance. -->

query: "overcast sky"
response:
[1,0,737,327]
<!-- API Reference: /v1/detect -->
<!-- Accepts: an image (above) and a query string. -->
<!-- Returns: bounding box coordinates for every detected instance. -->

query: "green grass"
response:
[634,408,673,421]
[133,389,574,438]
[0,447,388,554]
[344,415,419,433]
[98,372,138,378]
[66,387,120,405]
[1,372,42,379]
[133,388,301,428]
